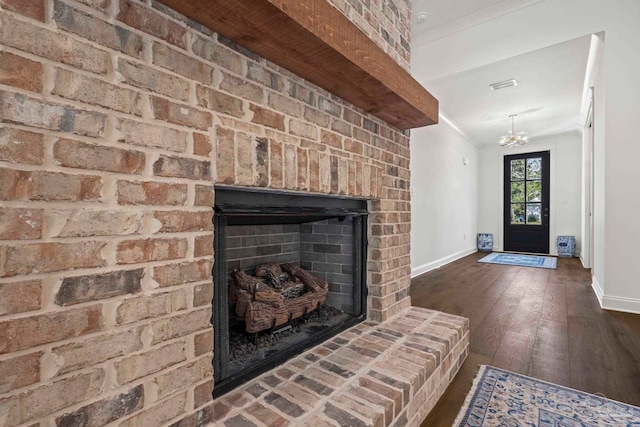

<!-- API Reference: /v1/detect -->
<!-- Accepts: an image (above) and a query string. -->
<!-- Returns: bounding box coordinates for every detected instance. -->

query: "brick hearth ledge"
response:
[211,307,469,426]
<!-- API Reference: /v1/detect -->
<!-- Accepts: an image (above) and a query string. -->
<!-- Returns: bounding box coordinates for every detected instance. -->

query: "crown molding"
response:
[413,0,545,47]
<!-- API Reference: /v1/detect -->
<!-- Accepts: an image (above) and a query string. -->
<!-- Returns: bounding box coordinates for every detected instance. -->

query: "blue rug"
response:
[478,252,557,269]
[454,366,640,426]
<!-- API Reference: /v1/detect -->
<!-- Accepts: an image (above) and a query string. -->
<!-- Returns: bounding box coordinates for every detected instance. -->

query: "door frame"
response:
[582,88,595,268]
[503,150,551,254]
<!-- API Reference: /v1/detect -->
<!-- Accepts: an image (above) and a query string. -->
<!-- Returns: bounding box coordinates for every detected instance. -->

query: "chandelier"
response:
[499,114,528,147]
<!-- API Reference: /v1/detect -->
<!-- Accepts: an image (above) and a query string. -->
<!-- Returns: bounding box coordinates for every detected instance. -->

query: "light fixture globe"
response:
[499,114,528,147]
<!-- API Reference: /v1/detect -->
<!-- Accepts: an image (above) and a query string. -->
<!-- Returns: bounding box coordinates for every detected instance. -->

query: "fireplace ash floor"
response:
[211,307,469,426]
[228,305,349,372]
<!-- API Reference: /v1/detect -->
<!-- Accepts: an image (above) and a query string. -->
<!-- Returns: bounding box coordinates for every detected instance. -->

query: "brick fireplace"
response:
[0,0,467,426]
[212,188,369,396]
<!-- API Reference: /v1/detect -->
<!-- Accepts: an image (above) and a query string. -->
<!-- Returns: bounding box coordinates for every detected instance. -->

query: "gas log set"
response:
[231,263,329,334]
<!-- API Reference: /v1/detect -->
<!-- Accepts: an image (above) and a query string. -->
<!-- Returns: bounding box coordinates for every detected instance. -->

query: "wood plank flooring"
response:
[412,252,640,427]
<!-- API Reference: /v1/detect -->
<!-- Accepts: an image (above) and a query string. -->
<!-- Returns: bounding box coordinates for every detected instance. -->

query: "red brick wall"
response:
[328,0,412,71]
[0,0,411,425]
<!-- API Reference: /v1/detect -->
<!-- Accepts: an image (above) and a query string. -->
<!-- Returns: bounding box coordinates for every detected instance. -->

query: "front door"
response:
[503,151,550,253]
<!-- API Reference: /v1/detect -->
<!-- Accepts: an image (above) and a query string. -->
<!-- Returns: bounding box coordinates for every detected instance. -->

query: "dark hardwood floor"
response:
[412,252,640,426]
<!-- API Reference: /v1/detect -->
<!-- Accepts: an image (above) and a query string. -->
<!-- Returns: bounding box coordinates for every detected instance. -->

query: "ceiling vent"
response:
[489,79,518,91]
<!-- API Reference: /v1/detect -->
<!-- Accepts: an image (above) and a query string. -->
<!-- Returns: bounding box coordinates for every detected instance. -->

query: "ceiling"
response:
[425,36,591,145]
[412,0,506,33]
[420,35,591,145]
[411,0,544,41]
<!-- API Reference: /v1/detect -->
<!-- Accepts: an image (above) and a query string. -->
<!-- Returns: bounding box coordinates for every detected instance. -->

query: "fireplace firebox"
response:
[213,188,368,396]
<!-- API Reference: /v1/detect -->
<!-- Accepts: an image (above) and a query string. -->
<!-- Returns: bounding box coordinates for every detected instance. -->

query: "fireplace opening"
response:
[213,188,368,397]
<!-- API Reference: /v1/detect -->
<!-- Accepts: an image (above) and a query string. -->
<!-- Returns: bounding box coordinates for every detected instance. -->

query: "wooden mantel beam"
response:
[157,0,438,130]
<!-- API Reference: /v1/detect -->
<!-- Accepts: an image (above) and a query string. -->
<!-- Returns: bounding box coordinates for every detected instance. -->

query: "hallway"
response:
[412,253,640,426]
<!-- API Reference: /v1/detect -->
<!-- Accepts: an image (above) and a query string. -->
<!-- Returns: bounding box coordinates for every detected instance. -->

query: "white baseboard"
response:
[591,275,604,306]
[601,295,640,314]
[411,247,477,278]
[579,254,589,268]
[591,275,640,314]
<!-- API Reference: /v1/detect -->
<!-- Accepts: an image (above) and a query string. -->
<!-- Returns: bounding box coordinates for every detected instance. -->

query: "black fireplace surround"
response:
[213,188,368,397]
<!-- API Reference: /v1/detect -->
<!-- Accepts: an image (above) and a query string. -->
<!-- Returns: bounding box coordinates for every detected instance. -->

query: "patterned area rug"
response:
[478,252,557,269]
[454,366,640,426]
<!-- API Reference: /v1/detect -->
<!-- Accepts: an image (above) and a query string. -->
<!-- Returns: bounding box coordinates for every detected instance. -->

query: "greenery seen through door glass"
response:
[510,157,545,226]
[511,159,525,180]
[526,203,542,224]
[527,158,542,180]
[527,180,542,202]
[511,203,525,224]
[511,181,524,202]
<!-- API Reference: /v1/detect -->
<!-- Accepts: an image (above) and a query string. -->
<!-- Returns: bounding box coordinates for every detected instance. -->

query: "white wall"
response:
[478,131,582,255]
[413,0,640,314]
[410,116,479,277]
[600,12,640,313]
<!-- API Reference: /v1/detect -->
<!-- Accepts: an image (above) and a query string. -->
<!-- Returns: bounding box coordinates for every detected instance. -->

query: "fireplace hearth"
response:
[213,188,368,396]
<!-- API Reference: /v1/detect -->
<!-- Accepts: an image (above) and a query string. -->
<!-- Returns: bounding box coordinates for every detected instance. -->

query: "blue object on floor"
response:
[477,233,493,252]
[556,235,575,258]
[478,252,557,269]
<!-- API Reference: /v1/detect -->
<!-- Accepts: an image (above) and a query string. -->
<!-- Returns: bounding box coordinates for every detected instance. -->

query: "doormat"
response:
[478,252,557,269]
[454,365,640,426]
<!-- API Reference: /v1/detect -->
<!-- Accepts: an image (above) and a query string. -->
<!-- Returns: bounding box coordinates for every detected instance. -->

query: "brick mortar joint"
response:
[0,298,210,335]
[0,123,208,164]
[0,83,215,144]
